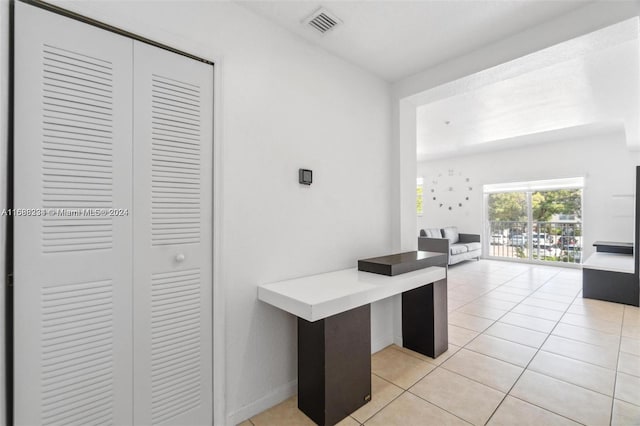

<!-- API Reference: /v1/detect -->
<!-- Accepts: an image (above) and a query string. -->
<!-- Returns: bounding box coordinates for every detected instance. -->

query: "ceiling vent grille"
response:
[304,7,342,34]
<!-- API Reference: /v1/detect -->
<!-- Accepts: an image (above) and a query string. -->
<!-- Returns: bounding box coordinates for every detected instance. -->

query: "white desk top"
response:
[258,266,446,322]
[583,252,635,274]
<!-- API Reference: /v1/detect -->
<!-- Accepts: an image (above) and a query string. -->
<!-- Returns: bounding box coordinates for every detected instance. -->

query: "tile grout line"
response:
[450,268,557,356]
[608,307,625,426]
[449,262,622,422]
[448,264,567,424]
[445,263,570,422]
[403,367,475,426]
[364,359,441,425]
[504,394,588,426]
[482,267,589,425]
[375,346,473,425]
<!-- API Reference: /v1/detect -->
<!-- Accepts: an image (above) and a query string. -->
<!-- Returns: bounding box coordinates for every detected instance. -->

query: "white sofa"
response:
[418,226,481,265]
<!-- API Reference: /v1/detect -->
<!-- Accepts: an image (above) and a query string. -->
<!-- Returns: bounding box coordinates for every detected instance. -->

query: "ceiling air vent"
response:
[304,7,342,35]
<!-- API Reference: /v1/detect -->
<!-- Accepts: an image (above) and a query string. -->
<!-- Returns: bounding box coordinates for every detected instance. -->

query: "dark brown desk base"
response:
[583,268,639,307]
[298,305,371,426]
[402,278,448,357]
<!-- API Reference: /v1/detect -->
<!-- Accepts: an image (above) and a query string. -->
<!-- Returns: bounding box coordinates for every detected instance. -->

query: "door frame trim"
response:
[18,0,213,65]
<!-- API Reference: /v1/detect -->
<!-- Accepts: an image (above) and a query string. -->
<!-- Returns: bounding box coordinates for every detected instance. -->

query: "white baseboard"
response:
[226,380,297,426]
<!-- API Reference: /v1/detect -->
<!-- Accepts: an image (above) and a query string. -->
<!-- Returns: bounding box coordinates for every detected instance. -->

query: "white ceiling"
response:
[237,0,589,82]
[415,17,640,161]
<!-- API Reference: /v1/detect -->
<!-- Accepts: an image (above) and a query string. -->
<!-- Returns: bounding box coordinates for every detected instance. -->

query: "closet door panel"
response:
[14,3,133,425]
[132,41,213,426]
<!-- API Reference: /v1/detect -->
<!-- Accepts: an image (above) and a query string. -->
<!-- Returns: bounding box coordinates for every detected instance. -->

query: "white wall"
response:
[417,130,640,259]
[6,1,393,424]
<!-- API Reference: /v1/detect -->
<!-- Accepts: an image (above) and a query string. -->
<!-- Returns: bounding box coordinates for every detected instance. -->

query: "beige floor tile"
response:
[441,348,523,392]
[465,334,537,367]
[499,312,557,333]
[623,323,640,340]
[511,304,564,321]
[579,298,627,310]
[618,352,640,377]
[503,281,543,291]
[615,372,640,406]
[537,283,581,296]
[237,420,254,426]
[448,293,478,304]
[371,346,435,389]
[448,312,495,332]
[487,396,580,426]
[511,370,612,426]
[364,391,468,426]
[448,325,479,347]
[251,396,315,426]
[336,417,360,426]
[448,299,468,312]
[623,305,640,316]
[452,284,491,297]
[485,291,526,303]
[621,336,640,356]
[530,291,576,303]
[624,305,640,321]
[473,298,518,311]
[494,286,533,296]
[520,297,570,312]
[542,335,618,369]
[484,322,548,348]
[393,343,461,366]
[351,375,402,424]
[457,303,507,321]
[409,368,504,425]
[528,350,616,396]
[552,322,620,348]
[567,302,624,322]
[612,399,640,426]
[561,312,622,335]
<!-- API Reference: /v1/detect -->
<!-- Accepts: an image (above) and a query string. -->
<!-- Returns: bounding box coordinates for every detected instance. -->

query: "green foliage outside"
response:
[489,189,581,222]
[532,190,581,222]
[416,185,423,216]
[488,192,526,222]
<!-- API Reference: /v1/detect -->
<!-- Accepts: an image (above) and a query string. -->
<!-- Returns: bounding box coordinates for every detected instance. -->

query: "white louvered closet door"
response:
[14,2,133,425]
[15,3,213,426]
[132,41,213,426]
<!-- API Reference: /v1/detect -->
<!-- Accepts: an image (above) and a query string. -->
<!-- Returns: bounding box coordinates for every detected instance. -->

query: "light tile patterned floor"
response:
[240,260,640,426]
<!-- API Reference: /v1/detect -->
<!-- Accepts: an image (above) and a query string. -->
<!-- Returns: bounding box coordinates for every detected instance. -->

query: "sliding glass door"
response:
[486,181,582,265]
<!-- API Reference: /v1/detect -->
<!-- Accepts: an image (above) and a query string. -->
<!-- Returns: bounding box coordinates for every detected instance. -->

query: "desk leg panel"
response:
[583,268,640,307]
[298,304,372,426]
[402,278,448,358]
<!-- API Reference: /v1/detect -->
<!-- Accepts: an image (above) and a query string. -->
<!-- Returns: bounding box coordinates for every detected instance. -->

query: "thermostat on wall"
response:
[299,169,312,185]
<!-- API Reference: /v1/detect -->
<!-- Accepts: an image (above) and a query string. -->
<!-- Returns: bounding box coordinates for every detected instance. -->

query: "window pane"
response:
[488,192,528,259]
[532,189,582,264]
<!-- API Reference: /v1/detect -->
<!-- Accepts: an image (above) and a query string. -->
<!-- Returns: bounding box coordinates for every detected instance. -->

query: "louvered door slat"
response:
[14,3,133,425]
